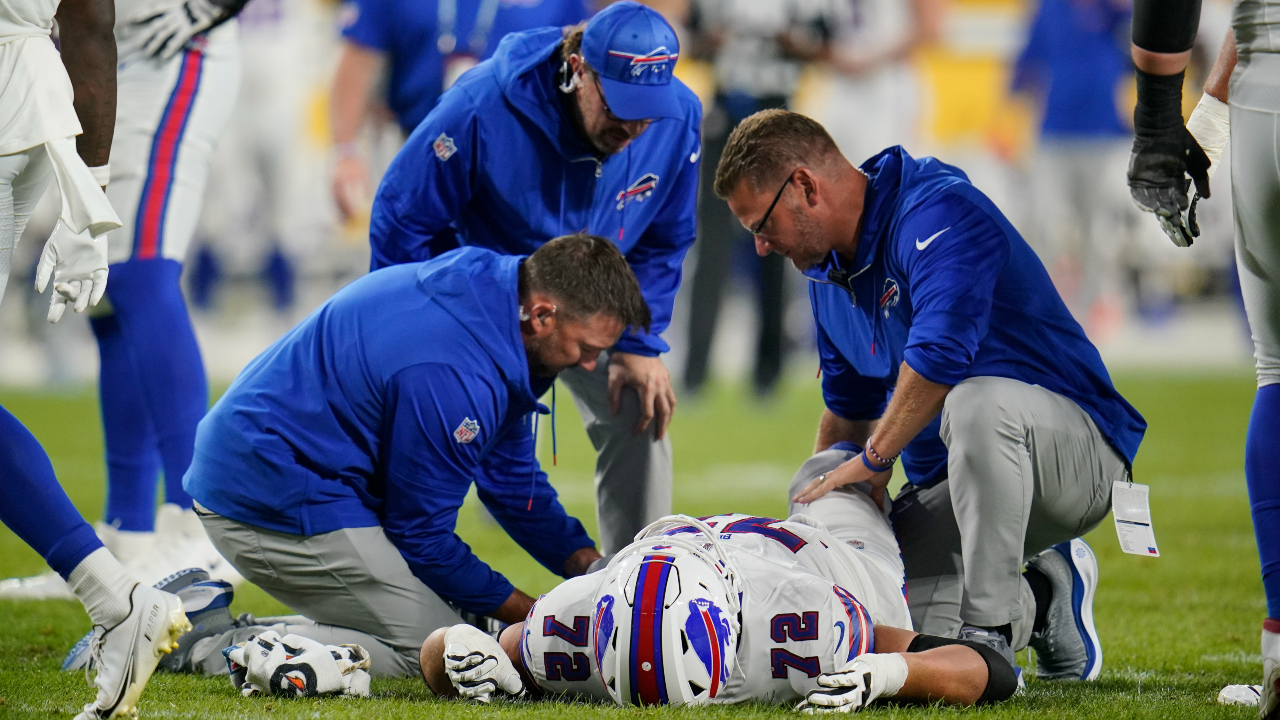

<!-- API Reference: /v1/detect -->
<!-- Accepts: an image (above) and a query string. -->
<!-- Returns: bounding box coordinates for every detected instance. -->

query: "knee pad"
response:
[906,634,1019,705]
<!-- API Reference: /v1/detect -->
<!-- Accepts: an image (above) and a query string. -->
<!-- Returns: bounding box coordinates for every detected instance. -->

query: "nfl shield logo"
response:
[433,133,457,161]
[453,417,479,444]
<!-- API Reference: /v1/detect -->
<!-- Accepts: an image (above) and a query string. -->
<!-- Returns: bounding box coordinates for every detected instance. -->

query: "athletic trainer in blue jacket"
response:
[715,110,1146,681]
[368,1,701,555]
[180,235,651,677]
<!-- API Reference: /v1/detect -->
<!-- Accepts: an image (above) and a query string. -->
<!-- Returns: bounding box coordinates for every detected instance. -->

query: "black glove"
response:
[1128,69,1211,247]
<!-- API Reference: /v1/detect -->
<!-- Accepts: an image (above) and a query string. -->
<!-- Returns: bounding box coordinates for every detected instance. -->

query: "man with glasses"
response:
[714,109,1146,684]
[367,2,700,561]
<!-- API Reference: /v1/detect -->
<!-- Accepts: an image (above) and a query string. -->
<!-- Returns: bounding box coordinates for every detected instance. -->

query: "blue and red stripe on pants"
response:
[133,48,205,260]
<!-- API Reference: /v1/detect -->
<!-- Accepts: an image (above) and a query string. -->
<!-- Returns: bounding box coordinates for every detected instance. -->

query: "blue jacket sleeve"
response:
[1010,1,1049,95]
[613,118,701,357]
[368,89,479,270]
[899,192,1010,386]
[473,414,596,577]
[378,363,514,615]
[817,321,891,421]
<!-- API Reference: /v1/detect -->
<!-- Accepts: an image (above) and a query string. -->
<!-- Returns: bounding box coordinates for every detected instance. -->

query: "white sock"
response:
[67,548,137,627]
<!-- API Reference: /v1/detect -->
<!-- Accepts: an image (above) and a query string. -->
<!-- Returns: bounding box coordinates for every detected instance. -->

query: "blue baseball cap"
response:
[580,1,682,122]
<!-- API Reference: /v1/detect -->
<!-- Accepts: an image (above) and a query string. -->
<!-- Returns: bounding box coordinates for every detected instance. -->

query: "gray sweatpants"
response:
[189,509,462,678]
[891,376,1124,648]
[1230,52,1280,388]
[559,350,673,554]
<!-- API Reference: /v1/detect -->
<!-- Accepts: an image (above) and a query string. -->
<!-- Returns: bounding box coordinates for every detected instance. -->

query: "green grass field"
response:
[0,371,1268,718]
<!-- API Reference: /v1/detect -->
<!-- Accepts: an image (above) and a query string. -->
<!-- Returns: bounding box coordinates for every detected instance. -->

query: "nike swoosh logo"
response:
[690,149,701,163]
[916,227,951,250]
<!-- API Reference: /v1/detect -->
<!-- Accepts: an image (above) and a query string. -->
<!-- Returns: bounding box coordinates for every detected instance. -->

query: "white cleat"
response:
[74,583,191,719]
[155,504,244,588]
[0,569,76,600]
[1219,685,1262,706]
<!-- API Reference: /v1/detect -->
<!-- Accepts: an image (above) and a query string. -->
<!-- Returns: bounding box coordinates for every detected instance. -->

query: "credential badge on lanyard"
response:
[1112,476,1159,557]
[438,0,502,90]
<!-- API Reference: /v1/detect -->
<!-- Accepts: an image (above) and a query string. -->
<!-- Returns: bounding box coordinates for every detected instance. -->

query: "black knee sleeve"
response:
[906,634,1018,705]
[1132,0,1202,54]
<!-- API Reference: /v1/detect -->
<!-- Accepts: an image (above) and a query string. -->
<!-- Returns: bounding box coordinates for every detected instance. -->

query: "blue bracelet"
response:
[861,451,892,473]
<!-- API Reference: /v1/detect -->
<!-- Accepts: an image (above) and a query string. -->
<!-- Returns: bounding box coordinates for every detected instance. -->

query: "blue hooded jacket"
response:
[807,147,1146,486]
[369,27,702,357]
[183,248,594,614]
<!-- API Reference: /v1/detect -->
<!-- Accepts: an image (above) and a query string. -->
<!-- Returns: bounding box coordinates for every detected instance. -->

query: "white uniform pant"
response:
[105,24,240,264]
[0,145,54,307]
[1230,52,1280,387]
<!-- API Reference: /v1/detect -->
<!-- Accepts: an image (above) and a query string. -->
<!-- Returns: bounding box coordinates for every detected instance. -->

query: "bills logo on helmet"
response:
[593,594,616,671]
[879,278,900,318]
[433,132,457,161]
[453,417,479,444]
[616,173,659,210]
[607,47,678,76]
[683,598,731,698]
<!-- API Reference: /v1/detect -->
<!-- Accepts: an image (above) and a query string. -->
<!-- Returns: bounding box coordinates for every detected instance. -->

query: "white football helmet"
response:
[591,516,743,707]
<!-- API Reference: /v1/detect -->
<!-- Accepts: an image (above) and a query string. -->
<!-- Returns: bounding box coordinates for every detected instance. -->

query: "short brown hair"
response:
[561,22,587,59]
[713,109,841,199]
[523,233,651,332]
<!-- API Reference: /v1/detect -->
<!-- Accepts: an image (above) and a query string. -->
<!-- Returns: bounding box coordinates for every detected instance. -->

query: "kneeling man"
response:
[176,234,650,677]
[715,110,1146,680]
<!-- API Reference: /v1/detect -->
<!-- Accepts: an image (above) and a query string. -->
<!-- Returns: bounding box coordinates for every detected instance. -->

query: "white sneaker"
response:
[1219,685,1262,706]
[74,583,191,719]
[155,504,244,587]
[1263,621,1279,720]
[0,569,76,600]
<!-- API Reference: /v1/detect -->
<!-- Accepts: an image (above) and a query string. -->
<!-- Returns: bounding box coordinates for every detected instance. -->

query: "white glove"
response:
[795,653,908,714]
[443,624,525,703]
[222,631,372,698]
[34,221,108,323]
[1186,93,1231,180]
[132,0,224,60]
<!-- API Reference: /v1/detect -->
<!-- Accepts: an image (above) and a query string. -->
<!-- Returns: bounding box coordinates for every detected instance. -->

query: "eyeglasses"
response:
[751,171,796,236]
[590,73,626,123]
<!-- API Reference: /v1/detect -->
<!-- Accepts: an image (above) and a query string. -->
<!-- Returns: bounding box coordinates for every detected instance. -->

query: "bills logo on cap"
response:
[453,417,480,444]
[880,278,900,318]
[616,173,659,210]
[433,133,457,161]
[608,47,678,77]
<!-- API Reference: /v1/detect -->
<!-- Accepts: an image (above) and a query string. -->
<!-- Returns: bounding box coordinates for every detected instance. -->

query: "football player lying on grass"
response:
[420,515,1019,711]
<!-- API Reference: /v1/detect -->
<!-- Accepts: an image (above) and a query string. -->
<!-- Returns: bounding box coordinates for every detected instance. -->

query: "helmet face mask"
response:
[593,526,741,707]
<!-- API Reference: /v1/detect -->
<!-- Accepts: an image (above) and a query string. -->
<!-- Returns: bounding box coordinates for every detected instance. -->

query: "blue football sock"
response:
[91,312,162,532]
[1246,383,1280,620]
[0,405,102,578]
[100,258,207,511]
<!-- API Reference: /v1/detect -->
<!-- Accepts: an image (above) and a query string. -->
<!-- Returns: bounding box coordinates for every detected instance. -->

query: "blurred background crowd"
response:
[0,0,1251,392]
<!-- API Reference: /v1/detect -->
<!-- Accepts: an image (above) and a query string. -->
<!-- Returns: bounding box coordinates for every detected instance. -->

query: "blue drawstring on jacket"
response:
[528,386,558,511]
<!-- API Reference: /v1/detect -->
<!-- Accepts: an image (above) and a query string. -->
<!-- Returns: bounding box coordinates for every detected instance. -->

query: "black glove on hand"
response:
[1128,69,1211,247]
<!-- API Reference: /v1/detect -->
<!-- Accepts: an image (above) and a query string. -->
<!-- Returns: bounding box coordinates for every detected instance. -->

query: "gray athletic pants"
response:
[559,350,673,554]
[1230,52,1280,388]
[890,376,1124,648]
[189,507,462,678]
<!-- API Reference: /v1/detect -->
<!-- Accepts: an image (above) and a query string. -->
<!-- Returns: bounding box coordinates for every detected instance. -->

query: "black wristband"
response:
[904,634,1018,705]
[1134,69,1186,133]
